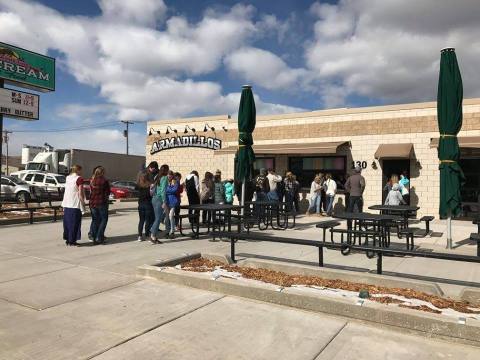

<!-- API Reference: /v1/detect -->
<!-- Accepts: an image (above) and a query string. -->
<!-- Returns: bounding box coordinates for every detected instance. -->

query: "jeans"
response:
[308,194,321,213]
[138,201,154,237]
[150,197,165,237]
[267,191,279,201]
[166,207,175,234]
[347,196,363,213]
[202,199,214,223]
[90,205,109,242]
[326,195,335,215]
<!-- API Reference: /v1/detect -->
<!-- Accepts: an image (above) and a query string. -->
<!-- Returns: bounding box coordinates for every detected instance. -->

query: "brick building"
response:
[146,98,480,217]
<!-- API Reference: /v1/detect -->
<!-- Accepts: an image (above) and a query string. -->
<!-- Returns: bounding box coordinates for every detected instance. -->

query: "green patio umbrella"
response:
[235,85,256,206]
[437,47,465,249]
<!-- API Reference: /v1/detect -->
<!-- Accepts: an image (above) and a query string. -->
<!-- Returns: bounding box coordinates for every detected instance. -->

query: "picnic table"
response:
[333,212,402,249]
[244,200,294,230]
[368,204,419,228]
[180,203,241,239]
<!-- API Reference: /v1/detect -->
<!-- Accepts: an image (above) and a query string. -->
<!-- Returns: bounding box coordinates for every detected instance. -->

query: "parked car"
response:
[12,171,66,200]
[109,181,138,199]
[0,175,33,203]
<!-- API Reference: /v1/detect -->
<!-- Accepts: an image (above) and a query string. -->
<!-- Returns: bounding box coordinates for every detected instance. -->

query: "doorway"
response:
[381,159,410,203]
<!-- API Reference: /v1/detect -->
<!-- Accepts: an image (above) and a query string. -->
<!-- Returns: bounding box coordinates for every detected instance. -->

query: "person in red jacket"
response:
[174,172,183,230]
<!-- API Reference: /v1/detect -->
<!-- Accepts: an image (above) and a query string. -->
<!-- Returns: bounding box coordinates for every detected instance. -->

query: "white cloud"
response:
[306,0,480,105]
[225,47,309,90]
[99,0,167,26]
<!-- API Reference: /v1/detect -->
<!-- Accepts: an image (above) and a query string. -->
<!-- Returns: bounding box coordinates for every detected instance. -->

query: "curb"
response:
[137,258,480,346]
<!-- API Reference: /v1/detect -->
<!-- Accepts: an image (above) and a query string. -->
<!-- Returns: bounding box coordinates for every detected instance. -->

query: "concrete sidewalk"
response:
[0,208,479,359]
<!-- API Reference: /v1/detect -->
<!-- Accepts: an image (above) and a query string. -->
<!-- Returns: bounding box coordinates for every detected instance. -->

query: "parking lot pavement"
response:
[0,209,479,359]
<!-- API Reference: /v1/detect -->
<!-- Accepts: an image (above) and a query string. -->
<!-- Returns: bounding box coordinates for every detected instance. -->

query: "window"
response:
[1,178,11,186]
[33,174,45,183]
[25,174,34,181]
[55,176,66,184]
[46,177,56,185]
[289,156,347,188]
[460,158,480,202]
[253,158,275,177]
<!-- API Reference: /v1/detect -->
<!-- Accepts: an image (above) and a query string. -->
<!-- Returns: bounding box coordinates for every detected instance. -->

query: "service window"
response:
[253,158,275,177]
[33,174,45,183]
[46,176,57,185]
[289,156,347,188]
[25,174,34,181]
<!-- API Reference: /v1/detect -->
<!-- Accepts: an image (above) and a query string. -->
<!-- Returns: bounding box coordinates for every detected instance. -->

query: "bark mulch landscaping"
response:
[180,257,480,315]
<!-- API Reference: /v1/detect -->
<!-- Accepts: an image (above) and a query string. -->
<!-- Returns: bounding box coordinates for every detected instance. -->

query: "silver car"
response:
[1,175,32,203]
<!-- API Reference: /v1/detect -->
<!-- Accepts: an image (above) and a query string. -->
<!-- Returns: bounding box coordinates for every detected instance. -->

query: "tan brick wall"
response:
[146,99,480,214]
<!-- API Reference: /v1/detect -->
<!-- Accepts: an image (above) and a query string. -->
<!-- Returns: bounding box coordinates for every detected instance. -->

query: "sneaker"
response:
[88,233,94,241]
[137,235,144,242]
[150,235,157,244]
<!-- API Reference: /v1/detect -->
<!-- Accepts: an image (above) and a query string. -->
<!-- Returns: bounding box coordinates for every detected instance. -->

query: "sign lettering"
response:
[150,135,222,154]
[0,88,39,120]
[0,42,55,92]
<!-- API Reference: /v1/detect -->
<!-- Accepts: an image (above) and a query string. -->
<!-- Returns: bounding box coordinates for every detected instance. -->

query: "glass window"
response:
[253,158,275,177]
[289,156,347,188]
[1,178,11,186]
[25,174,34,181]
[46,177,56,185]
[33,174,45,183]
[460,158,480,202]
[55,176,66,184]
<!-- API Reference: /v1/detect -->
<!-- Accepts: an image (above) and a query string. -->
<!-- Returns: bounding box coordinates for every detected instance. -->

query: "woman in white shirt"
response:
[307,175,322,215]
[324,173,337,216]
[61,165,86,246]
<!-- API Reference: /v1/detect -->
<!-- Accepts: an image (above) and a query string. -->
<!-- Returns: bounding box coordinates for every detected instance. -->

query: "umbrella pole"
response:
[241,180,246,231]
[447,213,452,249]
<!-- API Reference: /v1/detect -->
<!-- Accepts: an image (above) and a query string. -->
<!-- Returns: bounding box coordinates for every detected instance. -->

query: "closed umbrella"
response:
[235,85,256,209]
[437,47,465,249]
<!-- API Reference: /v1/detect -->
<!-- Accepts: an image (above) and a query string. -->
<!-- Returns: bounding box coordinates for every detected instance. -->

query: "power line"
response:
[9,121,122,133]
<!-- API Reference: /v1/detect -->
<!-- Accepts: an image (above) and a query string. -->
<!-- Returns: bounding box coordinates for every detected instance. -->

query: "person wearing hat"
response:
[345,165,366,213]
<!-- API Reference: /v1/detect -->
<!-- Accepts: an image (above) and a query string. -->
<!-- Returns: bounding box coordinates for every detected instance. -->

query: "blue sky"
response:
[1,0,479,155]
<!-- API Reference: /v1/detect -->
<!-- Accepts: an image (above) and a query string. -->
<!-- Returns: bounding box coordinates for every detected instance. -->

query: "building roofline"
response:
[147,98,480,126]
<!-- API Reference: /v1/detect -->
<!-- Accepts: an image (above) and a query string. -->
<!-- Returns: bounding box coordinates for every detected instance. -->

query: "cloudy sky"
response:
[1,0,480,155]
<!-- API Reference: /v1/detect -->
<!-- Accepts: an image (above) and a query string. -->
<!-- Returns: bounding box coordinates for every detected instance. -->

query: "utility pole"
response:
[3,130,11,175]
[121,120,133,155]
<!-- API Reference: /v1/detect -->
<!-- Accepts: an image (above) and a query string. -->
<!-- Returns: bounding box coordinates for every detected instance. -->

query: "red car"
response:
[109,181,138,199]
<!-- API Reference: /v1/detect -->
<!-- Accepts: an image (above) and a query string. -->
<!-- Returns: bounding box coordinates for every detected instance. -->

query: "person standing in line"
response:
[200,171,214,224]
[150,164,169,243]
[254,168,269,201]
[62,165,86,246]
[319,173,328,214]
[384,183,405,206]
[185,170,200,224]
[143,161,159,183]
[88,165,100,241]
[345,166,366,213]
[88,166,110,244]
[324,173,337,216]
[292,175,300,212]
[136,172,153,241]
[224,179,235,205]
[306,175,322,215]
[283,171,296,212]
[266,168,282,201]
[399,171,410,204]
[174,172,183,230]
[213,171,225,204]
[165,170,179,239]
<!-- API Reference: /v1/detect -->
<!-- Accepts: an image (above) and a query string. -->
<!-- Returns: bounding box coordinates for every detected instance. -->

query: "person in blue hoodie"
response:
[165,170,179,239]
[224,179,234,205]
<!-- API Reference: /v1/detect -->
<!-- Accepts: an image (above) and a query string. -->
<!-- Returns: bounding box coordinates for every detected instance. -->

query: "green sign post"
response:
[0,42,55,92]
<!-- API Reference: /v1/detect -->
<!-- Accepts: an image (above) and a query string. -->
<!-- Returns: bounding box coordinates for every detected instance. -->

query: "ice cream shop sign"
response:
[150,135,222,154]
